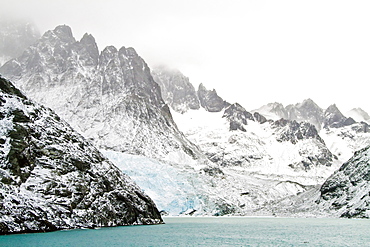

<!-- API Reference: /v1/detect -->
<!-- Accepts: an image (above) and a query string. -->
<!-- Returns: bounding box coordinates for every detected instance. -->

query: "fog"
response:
[1,0,370,113]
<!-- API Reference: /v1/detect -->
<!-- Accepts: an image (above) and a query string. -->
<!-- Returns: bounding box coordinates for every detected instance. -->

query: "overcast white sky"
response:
[2,0,370,113]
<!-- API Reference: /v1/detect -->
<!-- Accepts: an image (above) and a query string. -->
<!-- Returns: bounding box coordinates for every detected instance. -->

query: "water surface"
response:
[0,217,369,246]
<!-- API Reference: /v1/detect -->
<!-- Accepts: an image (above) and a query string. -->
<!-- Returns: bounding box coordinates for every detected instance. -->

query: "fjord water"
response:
[1,217,369,246]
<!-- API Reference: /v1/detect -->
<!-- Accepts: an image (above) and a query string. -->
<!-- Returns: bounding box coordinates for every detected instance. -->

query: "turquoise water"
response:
[0,217,369,246]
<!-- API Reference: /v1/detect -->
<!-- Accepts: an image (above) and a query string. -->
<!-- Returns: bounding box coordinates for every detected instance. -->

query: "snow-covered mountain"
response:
[0,25,238,216]
[346,108,370,124]
[2,24,369,218]
[0,25,206,165]
[151,66,200,113]
[255,99,359,131]
[152,67,370,217]
[0,19,40,67]
[255,99,370,161]
[153,66,229,114]
[0,76,162,234]
[259,144,370,219]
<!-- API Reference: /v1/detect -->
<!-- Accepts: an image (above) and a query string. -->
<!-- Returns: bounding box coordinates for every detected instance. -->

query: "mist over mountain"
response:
[0,19,40,66]
[153,66,230,114]
[151,66,200,113]
[346,108,370,124]
[0,25,206,165]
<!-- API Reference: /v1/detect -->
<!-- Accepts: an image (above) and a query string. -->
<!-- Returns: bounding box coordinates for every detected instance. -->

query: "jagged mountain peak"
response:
[268,102,285,109]
[297,98,321,111]
[253,102,288,120]
[0,24,206,163]
[325,104,342,115]
[324,104,355,129]
[42,24,76,44]
[197,83,229,112]
[152,66,200,113]
[256,99,362,130]
[80,33,97,45]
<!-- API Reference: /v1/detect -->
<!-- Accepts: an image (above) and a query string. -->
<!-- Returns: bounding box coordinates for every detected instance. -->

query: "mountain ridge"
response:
[0,25,206,165]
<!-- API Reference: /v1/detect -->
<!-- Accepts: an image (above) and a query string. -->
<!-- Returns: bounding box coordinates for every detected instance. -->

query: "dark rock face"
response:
[319,145,370,218]
[0,76,163,234]
[272,119,335,170]
[0,25,203,162]
[197,83,229,112]
[223,103,254,131]
[324,104,356,129]
[152,66,200,113]
[0,19,40,66]
[253,112,267,124]
[272,119,322,144]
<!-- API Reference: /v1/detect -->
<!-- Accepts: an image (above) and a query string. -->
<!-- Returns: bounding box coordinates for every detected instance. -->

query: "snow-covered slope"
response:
[165,106,343,214]
[0,76,162,234]
[173,108,338,182]
[263,145,370,218]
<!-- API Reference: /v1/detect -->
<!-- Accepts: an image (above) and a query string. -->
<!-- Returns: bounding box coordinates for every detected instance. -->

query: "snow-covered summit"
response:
[0,25,206,164]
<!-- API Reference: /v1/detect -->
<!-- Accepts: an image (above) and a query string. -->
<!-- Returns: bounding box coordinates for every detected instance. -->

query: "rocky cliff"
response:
[0,76,162,234]
[318,145,370,218]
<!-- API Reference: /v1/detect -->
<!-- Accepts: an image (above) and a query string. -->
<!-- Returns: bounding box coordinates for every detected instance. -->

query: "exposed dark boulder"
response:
[197,83,229,112]
[223,103,254,132]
